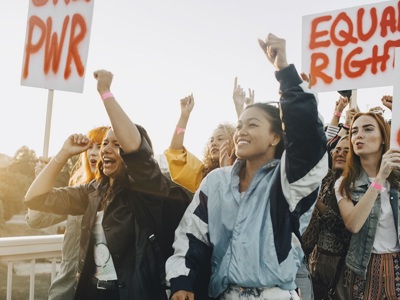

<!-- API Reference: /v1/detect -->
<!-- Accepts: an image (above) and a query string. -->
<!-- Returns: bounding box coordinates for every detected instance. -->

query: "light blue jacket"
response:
[166,64,328,298]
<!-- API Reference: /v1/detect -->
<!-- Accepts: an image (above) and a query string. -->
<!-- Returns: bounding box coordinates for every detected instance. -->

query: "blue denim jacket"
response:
[345,171,399,279]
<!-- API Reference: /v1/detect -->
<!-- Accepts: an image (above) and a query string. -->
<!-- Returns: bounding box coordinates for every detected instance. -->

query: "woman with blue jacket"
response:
[166,33,328,300]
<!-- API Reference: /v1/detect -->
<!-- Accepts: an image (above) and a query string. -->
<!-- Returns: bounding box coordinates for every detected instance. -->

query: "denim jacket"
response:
[345,171,400,279]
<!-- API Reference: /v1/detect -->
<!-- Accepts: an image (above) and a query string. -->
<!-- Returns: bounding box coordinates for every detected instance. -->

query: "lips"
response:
[236,139,249,146]
[102,157,115,167]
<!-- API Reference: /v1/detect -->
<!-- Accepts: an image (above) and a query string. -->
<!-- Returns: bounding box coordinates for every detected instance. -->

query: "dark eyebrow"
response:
[242,117,262,122]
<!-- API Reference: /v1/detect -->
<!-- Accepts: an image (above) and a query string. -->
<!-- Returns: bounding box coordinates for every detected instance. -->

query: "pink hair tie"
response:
[334,111,342,117]
[176,127,186,135]
[371,181,386,192]
[101,91,114,101]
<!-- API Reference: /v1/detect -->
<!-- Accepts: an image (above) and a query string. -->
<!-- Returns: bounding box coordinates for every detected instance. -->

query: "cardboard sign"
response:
[302,0,400,92]
[21,0,95,93]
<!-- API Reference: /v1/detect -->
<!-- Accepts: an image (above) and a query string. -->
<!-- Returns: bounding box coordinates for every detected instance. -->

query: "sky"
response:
[0,0,393,160]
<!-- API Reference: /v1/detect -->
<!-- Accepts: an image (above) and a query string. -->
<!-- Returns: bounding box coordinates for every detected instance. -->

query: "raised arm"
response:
[169,94,195,150]
[330,96,349,127]
[93,70,141,153]
[26,157,67,228]
[25,134,91,201]
[233,77,254,118]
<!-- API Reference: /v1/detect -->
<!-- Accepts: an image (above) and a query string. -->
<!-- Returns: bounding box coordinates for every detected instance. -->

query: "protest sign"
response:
[302,1,400,92]
[21,0,95,93]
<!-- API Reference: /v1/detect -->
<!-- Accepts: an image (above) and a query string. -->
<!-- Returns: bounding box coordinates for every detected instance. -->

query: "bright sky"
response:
[1,0,393,159]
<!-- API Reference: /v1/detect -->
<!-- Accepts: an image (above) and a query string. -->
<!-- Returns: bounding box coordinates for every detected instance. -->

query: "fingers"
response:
[180,94,194,107]
[380,150,400,177]
[171,290,194,300]
[234,77,238,91]
[70,134,91,145]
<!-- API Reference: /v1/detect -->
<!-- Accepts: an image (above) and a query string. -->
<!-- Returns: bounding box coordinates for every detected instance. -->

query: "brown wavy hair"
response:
[339,112,399,199]
[69,126,110,186]
[201,122,236,178]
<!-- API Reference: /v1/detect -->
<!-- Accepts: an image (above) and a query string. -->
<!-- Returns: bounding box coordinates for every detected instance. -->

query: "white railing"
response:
[0,235,63,300]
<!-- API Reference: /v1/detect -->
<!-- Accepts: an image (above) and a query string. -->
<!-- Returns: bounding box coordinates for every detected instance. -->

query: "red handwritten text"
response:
[23,13,87,80]
[308,2,400,86]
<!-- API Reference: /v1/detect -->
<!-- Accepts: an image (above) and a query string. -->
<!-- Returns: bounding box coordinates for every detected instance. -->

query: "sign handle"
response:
[350,89,358,110]
[391,48,400,149]
[42,89,54,159]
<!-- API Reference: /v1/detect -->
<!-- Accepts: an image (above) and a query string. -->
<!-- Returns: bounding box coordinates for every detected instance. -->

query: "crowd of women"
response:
[23,32,399,300]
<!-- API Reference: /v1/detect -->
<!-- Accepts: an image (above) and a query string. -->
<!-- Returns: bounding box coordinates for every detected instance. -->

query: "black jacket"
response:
[25,129,190,299]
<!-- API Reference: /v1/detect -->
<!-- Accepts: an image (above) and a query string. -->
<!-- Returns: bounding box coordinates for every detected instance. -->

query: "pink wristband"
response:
[101,91,114,101]
[334,111,342,117]
[176,127,186,135]
[371,181,385,192]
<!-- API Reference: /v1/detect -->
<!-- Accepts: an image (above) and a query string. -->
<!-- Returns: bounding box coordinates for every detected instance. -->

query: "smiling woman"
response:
[23,69,191,300]
[163,93,236,194]
[166,33,328,300]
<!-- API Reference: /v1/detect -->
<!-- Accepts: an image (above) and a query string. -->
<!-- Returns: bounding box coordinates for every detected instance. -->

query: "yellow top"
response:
[163,147,204,193]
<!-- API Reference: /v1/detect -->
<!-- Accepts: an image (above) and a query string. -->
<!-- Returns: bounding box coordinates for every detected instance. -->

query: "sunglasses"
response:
[259,101,280,108]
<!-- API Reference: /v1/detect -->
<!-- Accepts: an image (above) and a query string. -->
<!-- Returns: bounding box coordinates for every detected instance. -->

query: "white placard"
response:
[21,0,95,93]
[302,0,400,92]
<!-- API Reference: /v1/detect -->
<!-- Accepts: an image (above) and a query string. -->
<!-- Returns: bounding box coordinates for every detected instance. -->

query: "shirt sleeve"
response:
[164,147,205,193]
[334,176,345,203]
[25,210,67,229]
[165,176,211,295]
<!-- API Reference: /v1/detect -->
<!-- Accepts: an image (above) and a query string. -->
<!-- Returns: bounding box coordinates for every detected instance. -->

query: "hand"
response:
[381,95,392,111]
[369,106,385,116]
[61,134,92,158]
[300,72,312,89]
[344,108,357,126]
[171,290,194,300]
[180,94,195,118]
[335,96,349,113]
[377,149,400,180]
[219,140,235,167]
[258,33,289,71]
[233,77,246,108]
[93,70,113,94]
[35,157,50,177]
[246,88,255,106]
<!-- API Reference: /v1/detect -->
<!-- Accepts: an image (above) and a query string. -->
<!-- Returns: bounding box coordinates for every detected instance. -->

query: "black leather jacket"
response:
[25,129,190,299]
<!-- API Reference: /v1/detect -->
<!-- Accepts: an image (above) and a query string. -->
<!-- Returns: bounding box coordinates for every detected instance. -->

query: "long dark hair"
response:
[96,125,154,209]
[243,102,285,159]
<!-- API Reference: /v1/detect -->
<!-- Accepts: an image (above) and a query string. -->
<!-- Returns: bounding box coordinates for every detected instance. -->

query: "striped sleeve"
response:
[165,179,211,295]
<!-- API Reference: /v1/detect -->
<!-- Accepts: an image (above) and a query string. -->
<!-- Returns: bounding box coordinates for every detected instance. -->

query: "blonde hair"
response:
[202,122,236,178]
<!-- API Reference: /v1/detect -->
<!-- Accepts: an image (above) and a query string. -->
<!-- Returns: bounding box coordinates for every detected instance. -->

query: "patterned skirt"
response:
[352,252,400,300]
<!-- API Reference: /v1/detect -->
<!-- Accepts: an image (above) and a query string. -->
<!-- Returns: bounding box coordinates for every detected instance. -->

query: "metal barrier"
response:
[0,235,62,300]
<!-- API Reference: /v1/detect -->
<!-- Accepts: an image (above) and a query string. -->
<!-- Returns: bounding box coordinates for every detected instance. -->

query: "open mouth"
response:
[103,157,115,168]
